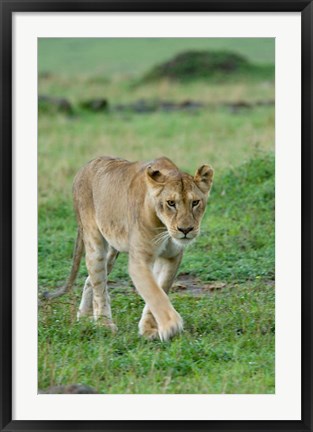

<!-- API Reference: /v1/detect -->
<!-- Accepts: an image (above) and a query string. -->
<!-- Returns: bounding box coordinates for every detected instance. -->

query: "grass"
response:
[38,106,274,205]
[39,281,274,394]
[38,38,275,394]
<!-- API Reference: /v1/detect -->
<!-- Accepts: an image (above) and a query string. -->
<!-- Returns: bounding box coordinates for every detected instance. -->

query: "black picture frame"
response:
[1,1,312,431]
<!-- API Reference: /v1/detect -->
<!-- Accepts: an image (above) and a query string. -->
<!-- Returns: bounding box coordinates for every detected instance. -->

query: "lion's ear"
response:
[146,166,166,184]
[194,165,214,193]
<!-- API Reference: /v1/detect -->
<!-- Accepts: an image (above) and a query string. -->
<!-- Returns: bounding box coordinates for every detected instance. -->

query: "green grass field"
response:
[38,38,275,394]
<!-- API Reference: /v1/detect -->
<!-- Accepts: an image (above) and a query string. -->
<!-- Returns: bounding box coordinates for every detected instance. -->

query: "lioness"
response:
[45,156,213,341]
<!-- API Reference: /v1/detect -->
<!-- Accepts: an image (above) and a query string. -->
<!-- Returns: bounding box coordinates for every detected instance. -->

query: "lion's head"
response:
[146,162,214,247]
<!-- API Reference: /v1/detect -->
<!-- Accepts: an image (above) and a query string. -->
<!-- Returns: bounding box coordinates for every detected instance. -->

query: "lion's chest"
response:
[157,238,183,259]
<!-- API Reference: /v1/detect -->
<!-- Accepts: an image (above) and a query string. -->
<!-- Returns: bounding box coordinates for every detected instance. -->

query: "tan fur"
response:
[45,156,214,341]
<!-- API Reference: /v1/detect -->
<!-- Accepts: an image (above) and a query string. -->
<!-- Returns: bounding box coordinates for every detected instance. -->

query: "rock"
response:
[80,99,109,112]
[39,384,98,394]
[38,95,73,115]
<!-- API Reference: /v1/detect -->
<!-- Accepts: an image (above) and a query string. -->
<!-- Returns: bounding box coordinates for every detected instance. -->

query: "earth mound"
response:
[142,50,252,82]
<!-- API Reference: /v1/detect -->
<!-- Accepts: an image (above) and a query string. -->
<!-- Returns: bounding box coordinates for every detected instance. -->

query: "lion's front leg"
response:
[138,253,183,340]
[138,304,159,340]
[154,253,183,292]
[130,255,183,341]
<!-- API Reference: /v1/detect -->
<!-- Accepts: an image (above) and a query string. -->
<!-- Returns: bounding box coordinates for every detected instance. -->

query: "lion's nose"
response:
[177,226,194,235]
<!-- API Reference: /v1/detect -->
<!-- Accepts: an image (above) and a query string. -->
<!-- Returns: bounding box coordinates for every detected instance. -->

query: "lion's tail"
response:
[42,228,84,300]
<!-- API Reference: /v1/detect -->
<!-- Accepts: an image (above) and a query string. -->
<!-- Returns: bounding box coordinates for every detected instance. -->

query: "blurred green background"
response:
[39,38,274,75]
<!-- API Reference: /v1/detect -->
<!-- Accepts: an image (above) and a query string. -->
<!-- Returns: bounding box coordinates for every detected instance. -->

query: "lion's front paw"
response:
[139,313,159,340]
[157,309,183,342]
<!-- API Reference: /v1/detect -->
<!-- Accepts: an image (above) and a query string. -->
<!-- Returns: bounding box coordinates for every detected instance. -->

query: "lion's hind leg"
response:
[77,276,93,319]
[83,229,117,333]
[77,247,119,320]
[107,247,119,275]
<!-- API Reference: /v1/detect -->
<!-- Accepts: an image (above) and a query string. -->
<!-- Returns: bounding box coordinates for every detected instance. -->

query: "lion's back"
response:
[72,156,145,235]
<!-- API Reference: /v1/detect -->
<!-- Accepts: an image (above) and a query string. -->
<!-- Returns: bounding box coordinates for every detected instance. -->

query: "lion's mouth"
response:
[171,232,198,244]
[177,231,198,240]
[167,228,199,245]
[171,237,195,248]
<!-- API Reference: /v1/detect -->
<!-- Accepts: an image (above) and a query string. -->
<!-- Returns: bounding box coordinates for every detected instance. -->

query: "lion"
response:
[44,156,214,341]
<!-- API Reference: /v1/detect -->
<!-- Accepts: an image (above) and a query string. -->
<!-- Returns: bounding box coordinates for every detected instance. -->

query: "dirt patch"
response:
[93,275,274,296]
[108,279,134,294]
[172,273,227,296]
[107,274,228,296]
[39,276,274,303]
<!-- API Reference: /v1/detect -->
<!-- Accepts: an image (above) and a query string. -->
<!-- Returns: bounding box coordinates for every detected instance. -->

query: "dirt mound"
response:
[143,50,252,82]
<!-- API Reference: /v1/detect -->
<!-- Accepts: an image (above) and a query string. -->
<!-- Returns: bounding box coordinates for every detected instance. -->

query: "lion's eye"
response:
[167,200,176,207]
[192,200,200,207]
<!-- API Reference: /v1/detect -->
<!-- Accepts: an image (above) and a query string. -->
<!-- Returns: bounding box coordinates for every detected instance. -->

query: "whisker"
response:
[154,230,168,238]
[153,230,170,246]
[153,233,167,244]
[152,226,166,231]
